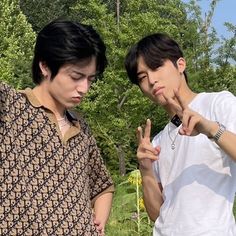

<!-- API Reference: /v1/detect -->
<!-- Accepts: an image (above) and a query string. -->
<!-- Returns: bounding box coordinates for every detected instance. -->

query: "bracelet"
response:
[212,122,226,142]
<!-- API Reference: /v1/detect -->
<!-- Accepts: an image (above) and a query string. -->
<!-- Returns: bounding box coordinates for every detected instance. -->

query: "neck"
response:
[33,85,65,119]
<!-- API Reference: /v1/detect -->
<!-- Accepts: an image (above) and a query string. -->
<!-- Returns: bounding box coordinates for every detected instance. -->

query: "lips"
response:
[71,97,82,103]
[152,86,165,96]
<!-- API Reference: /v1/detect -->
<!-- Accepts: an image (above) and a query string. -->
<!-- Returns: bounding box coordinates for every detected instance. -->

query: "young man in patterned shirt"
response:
[0,19,114,236]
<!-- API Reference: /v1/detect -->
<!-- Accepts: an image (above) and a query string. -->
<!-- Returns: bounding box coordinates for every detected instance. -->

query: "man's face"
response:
[46,56,97,109]
[136,56,184,106]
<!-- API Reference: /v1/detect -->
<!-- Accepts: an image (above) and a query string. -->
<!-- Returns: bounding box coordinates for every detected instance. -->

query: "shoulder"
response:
[1,82,16,96]
[214,90,236,102]
[193,91,235,103]
[207,91,236,111]
[0,82,27,105]
[191,91,236,113]
[209,91,236,131]
[203,90,235,102]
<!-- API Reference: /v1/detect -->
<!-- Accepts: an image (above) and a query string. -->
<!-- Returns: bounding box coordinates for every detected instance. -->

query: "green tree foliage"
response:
[184,0,236,93]
[0,0,35,88]
[215,23,236,67]
[3,0,235,175]
[68,0,200,175]
[20,0,76,32]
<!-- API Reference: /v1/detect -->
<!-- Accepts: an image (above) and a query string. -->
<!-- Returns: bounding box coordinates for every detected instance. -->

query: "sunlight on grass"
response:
[106,174,153,236]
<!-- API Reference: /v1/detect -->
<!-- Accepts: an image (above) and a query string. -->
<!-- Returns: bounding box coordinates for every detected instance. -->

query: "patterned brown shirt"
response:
[0,83,114,236]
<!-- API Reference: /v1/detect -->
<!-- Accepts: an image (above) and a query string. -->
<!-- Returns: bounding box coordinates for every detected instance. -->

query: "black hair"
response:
[32,19,107,84]
[125,33,188,85]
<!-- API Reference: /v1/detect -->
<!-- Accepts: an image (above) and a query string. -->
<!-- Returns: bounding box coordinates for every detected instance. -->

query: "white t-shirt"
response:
[152,91,236,236]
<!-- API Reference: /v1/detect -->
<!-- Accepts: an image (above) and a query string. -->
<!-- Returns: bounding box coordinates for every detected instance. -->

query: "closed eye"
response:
[71,76,83,81]
[70,75,97,82]
[137,74,147,83]
[88,76,97,82]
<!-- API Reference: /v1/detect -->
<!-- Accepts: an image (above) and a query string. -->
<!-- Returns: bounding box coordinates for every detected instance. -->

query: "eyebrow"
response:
[71,70,98,77]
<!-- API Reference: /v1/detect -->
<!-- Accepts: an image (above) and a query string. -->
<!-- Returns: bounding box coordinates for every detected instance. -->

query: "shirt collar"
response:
[21,88,78,122]
[21,88,42,108]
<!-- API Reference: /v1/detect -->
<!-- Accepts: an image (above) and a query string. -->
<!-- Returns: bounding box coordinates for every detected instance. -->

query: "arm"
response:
[203,121,236,161]
[86,130,114,235]
[166,89,236,161]
[93,192,113,235]
[137,119,164,221]
[140,169,163,221]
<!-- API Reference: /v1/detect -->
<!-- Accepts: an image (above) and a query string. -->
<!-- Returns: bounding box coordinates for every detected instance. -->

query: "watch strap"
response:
[212,122,226,142]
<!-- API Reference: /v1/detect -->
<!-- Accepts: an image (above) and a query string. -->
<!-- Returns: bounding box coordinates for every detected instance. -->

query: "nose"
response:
[148,71,158,85]
[76,78,90,94]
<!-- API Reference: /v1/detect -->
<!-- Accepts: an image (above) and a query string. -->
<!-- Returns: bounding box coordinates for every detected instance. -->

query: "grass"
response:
[106,175,153,236]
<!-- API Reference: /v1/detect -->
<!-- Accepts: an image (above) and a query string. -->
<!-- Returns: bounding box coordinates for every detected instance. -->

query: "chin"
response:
[64,103,76,109]
[152,96,167,106]
[157,100,168,107]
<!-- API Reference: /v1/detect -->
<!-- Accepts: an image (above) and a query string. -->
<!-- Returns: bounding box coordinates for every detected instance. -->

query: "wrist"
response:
[139,169,156,180]
[208,121,226,142]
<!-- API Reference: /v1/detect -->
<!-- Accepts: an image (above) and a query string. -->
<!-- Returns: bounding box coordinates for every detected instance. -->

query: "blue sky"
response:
[184,0,236,39]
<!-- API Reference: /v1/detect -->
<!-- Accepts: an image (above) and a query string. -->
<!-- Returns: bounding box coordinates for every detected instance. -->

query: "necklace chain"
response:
[57,116,66,122]
[168,124,179,150]
[57,115,70,130]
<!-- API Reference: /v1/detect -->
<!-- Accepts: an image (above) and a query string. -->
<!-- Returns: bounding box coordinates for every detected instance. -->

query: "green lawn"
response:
[106,175,153,236]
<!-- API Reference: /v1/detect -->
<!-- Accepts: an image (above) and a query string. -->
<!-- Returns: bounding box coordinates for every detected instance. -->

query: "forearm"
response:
[207,121,236,161]
[213,130,236,161]
[94,192,113,225]
[140,169,163,221]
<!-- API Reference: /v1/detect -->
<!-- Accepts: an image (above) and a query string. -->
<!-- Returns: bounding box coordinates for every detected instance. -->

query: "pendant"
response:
[171,143,175,150]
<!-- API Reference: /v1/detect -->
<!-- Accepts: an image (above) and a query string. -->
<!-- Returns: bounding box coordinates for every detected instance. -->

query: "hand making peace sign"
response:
[136,119,160,171]
[164,89,216,137]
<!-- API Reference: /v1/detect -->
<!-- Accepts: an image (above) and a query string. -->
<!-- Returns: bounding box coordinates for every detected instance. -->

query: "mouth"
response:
[71,96,82,103]
[152,86,165,96]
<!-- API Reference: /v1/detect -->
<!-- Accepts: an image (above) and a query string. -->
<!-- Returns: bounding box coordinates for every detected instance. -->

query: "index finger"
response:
[144,119,151,141]
[136,126,143,144]
[173,88,187,110]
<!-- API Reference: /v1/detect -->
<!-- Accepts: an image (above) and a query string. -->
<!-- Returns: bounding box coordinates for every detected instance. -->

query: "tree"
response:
[20,0,76,32]
[0,0,35,88]
[69,0,199,175]
[10,0,235,175]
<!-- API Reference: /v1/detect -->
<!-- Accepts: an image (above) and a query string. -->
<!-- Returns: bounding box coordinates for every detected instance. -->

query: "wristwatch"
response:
[212,122,226,142]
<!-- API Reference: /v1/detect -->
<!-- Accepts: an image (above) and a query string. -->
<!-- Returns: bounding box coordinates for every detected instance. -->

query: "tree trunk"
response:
[116,144,126,176]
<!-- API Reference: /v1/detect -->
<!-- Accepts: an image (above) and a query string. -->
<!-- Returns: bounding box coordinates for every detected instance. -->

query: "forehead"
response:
[137,56,149,73]
[61,56,97,74]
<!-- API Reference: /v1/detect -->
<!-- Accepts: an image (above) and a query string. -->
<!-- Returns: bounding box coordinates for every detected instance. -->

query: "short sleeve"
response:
[212,91,236,134]
[87,134,114,201]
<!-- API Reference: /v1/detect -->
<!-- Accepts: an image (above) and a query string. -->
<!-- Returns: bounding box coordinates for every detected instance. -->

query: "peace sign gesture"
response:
[136,119,160,171]
[164,89,215,137]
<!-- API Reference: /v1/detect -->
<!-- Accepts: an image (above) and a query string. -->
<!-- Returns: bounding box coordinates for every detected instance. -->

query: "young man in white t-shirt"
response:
[125,33,236,236]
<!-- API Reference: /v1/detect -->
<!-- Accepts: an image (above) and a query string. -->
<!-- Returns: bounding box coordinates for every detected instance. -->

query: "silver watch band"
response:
[212,122,226,142]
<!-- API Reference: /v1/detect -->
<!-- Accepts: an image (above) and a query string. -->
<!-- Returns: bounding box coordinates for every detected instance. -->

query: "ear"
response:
[176,57,186,73]
[39,61,50,78]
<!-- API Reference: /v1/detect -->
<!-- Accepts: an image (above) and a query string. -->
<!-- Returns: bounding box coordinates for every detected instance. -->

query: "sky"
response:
[184,0,236,39]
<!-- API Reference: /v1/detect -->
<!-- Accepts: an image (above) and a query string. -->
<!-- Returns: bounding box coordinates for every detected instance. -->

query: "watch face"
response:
[171,114,182,127]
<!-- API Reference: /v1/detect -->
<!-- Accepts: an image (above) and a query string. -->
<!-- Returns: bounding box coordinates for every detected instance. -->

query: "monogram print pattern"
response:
[0,83,114,235]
